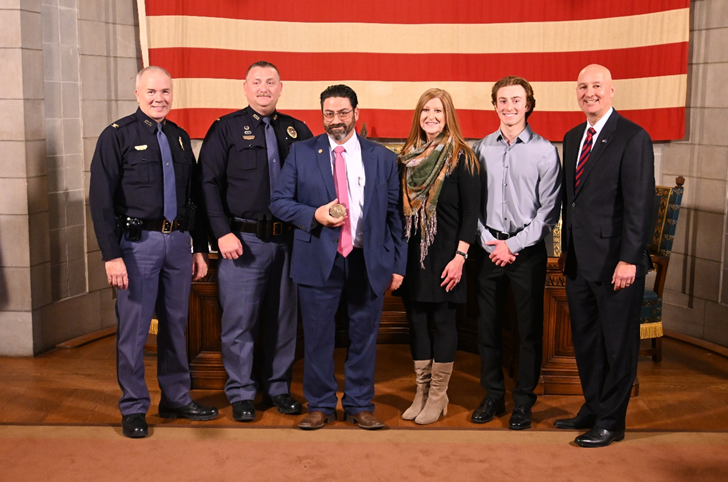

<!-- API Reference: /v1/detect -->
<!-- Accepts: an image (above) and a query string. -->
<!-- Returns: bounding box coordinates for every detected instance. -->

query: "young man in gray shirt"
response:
[470,76,562,430]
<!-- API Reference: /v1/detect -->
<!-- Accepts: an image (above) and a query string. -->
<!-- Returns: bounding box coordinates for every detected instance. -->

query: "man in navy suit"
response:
[556,64,655,447]
[270,85,407,430]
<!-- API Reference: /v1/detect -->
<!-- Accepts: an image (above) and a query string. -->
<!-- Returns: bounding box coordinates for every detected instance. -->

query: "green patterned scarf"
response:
[399,133,456,268]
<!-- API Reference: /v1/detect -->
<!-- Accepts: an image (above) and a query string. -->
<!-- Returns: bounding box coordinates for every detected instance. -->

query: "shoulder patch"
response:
[111,115,135,129]
[287,126,298,138]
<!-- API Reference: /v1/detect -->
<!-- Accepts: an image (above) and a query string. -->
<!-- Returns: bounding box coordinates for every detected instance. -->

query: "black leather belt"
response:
[141,218,180,234]
[230,218,291,237]
[487,226,520,240]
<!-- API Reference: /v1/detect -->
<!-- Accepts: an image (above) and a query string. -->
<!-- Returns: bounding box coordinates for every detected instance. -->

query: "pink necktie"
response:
[333,146,353,257]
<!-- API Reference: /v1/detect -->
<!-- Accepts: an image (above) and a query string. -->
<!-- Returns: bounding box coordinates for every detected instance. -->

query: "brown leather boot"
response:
[415,361,453,425]
[402,359,432,420]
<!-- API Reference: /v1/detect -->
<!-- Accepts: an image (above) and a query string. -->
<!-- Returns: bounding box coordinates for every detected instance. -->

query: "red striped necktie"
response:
[575,127,596,191]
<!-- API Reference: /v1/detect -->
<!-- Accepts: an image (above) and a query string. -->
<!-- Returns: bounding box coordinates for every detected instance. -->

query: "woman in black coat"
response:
[397,88,480,424]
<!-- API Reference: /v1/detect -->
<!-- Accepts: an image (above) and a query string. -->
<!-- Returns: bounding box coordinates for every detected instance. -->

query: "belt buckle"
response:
[272,222,283,236]
[162,219,173,234]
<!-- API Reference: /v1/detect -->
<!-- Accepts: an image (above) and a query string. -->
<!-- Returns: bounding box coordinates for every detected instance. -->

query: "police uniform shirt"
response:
[89,108,207,261]
[199,106,313,239]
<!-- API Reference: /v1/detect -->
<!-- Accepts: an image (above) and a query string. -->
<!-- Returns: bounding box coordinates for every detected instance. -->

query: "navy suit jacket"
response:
[269,133,407,294]
[561,110,655,282]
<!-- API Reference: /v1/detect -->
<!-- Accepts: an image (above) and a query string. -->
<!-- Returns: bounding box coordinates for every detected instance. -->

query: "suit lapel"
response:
[315,135,337,200]
[565,123,585,202]
[360,135,377,221]
[575,111,619,198]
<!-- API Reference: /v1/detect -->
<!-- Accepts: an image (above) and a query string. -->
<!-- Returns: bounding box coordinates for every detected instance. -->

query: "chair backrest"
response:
[647,176,685,257]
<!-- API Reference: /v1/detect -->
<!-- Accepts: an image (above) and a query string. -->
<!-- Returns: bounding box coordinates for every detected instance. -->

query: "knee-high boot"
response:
[402,360,432,420]
[415,361,453,425]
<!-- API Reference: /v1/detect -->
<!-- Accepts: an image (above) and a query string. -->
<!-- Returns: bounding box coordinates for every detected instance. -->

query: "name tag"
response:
[135,145,147,151]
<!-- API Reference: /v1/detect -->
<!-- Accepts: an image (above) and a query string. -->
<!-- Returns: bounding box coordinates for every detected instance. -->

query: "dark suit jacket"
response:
[561,110,655,282]
[269,133,407,295]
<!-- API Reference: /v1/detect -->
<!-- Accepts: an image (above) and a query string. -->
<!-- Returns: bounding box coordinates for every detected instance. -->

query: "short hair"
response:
[135,66,172,89]
[491,76,536,120]
[320,84,358,110]
[245,61,280,79]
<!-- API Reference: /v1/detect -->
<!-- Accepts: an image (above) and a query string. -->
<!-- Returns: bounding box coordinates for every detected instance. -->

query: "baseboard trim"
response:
[56,327,117,349]
[665,329,728,359]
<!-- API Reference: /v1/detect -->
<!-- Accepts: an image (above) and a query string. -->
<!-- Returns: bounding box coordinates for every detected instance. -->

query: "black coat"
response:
[398,153,481,303]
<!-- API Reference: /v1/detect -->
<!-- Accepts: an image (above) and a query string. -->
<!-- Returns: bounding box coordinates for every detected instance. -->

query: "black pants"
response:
[475,241,547,408]
[565,265,643,431]
[403,299,458,363]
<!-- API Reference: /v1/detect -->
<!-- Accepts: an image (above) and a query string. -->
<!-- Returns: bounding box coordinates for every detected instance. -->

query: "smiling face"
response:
[322,96,359,144]
[244,66,282,116]
[494,84,529,132]
[419,97,446,142]
[576,64,615,124]
[135,69,173,123]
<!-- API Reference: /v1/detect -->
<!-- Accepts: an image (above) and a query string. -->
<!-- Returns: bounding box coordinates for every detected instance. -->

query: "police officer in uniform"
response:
[90,66,218,439]
[200,61,313,422]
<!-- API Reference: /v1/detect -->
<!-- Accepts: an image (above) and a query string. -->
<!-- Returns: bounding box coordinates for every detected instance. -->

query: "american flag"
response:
[137,0,689,141]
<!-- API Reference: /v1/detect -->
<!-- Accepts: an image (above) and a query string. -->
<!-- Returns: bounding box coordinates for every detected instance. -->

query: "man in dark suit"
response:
[557,64,655,447]
[269,84,407,430]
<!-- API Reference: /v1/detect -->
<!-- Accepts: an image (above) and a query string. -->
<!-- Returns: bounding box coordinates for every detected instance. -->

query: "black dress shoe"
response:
[265,393,302,415]
[575,427,625,448]
[554,414,596,430]
[158,401,218,421]
[122,413,148,438]
[508,405,532,430]
[232,400,256,422]
[471,397,506,424]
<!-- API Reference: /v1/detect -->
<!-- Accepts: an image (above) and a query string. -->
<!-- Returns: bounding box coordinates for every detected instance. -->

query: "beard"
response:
[324,119,355,142]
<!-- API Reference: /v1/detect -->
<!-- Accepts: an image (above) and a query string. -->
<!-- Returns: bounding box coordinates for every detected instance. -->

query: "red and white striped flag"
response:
[137,0,689,141]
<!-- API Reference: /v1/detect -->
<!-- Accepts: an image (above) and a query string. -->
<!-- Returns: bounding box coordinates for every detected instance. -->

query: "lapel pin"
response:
[318,149,323,154]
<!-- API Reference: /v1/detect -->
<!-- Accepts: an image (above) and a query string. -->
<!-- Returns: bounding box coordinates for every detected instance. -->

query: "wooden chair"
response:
[640,175,685,362]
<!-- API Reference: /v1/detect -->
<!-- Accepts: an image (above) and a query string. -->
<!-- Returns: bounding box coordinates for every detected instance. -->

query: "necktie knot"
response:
[587,127,596,139]
[334,146,345,155]
[262,116,271,126]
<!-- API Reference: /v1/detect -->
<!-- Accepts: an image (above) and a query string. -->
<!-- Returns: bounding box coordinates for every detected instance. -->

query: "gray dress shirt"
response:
[474,124,562,254]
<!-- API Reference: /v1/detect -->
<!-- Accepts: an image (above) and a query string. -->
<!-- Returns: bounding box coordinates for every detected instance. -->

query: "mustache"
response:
[328,123,346,129]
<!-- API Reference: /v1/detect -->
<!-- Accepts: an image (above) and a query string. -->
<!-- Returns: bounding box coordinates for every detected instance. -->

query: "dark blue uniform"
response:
[90,108,207,416]
[200,107,312,404]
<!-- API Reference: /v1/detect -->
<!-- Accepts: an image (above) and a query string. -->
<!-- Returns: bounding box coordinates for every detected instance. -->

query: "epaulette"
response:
[110,115,136,129]
[218,108,248,122]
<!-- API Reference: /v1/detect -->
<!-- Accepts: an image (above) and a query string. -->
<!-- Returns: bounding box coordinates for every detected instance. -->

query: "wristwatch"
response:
[456,250,468,259]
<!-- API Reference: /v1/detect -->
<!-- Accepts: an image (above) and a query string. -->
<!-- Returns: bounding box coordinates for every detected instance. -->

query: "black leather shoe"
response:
[265,394,302,415]
[508,405,532,430]
[158,401,218,421]
[232,400,256,422]
[122,413,148,438]
[575,427,625,448]
[554,414,596,430]
[470,397,506,424]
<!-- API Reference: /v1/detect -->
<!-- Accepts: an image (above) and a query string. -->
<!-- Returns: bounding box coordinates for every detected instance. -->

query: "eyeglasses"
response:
[323,109,353,121]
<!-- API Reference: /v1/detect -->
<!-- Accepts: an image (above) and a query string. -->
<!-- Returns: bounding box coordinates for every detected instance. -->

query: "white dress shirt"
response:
[577,107,614,167]
[328,135,366,248]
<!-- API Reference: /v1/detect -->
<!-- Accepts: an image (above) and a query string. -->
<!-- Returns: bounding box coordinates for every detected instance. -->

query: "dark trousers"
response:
[116,230,193,415]
[298,249,384,416]
[403,299,458,363]
[566,265,644,431]
[475,241,547,408]
[218,232,297,403]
